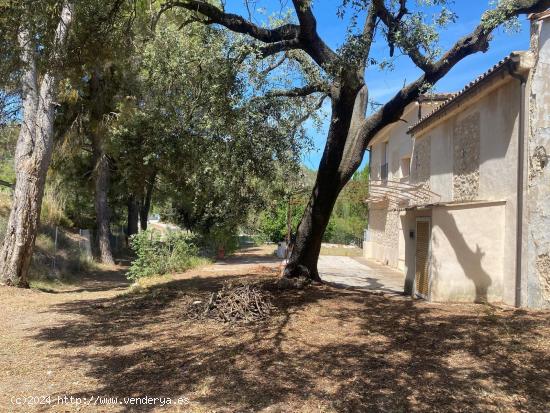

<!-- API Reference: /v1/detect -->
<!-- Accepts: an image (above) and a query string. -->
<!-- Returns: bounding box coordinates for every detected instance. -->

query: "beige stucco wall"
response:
[478,81,521,306]
[412,81,520,205]
[369,103,420,182]
[411,80,521,305]
[365,23,550,308]
[365,104,422,269]
[430,203,506,303]
[366,81,526,305]
[364,203,401,268]
[370,143,382,181]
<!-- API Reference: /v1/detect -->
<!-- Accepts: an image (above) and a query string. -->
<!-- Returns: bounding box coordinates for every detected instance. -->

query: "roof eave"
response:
[407,51,534,137]
[367,94,450,149]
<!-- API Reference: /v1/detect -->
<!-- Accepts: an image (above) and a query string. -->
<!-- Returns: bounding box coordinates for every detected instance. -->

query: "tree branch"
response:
[291,0,318,36]
[428,0,550,76]
[359,1,378,71]
[266,83,329,98]
[360,0,550,151]
[260,54,288,76]
[258,39,303,58]
[157,1,300,43]
[291,0,339,69]
[291,95,328,135]
[0,179,14,189]
[372,0,434,72]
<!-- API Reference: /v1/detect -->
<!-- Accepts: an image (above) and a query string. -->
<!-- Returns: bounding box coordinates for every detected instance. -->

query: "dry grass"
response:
[320,246,363,257]
[0,248,548,412]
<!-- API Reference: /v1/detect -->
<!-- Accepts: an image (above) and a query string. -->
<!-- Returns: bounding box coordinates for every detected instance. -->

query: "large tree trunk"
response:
[89,69,115,265]
[139,170,156,231]
[284,81,366,281]
[92,141,114,264]
[0,3,73,287]
[127,195,139,238]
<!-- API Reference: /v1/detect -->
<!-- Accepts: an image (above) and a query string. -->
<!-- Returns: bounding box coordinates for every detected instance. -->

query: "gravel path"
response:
[318,255,405,293]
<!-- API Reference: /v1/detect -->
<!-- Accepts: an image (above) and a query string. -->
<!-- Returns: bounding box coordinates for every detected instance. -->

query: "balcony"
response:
[365,179,440,209]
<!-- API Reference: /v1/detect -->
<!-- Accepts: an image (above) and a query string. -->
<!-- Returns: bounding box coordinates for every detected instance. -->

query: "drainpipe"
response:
[508,62,527,308]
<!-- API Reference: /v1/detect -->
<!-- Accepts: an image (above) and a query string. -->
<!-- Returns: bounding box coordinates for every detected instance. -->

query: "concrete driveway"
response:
[318,255,405,294]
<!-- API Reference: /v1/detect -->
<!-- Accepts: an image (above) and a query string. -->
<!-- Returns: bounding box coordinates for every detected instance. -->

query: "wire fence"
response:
[28,226,94,278]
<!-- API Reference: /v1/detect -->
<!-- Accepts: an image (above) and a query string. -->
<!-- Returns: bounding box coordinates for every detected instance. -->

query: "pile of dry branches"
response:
[187,282,274,323]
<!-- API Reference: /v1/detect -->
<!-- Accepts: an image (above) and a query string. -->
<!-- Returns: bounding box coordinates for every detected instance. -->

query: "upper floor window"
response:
[381,141,389,181]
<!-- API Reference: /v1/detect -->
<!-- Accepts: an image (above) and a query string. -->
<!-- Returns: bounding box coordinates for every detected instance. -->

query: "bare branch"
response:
[266,83,329,98]
[359,1,378,70]
[291,0,340,69]
[0,179,14,189]
[259,54,288,76]
[258,39,303,58]
[291,94,328,134]
[291,0,318,36]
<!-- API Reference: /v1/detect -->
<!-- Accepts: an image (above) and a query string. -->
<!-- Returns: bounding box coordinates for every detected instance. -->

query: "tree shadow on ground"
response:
[32,269,550,412]
[32,265,131,294]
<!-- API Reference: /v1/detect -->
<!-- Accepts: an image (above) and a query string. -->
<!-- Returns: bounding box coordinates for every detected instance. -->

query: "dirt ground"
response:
[0,246,549,413]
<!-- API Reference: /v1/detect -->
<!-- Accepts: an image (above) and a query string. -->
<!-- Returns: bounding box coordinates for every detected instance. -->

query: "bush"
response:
[323,216,364,246]
[198,227,240,256]
[258,202,305,243]
[127,230,204,281]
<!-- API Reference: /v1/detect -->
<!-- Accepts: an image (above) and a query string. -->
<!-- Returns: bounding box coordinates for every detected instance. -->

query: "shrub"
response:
[258,202,305,243]
[41,190,73,227]
[198,227,240,256]
[127,230,204,281]
[323,216,364,246]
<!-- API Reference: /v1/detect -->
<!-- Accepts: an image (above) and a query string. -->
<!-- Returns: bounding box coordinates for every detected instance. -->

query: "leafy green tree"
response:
[110,16,317,250]
[325,167,369,245]
[0,0,139,284]
[0,0,74,286]
[258,166,369,245]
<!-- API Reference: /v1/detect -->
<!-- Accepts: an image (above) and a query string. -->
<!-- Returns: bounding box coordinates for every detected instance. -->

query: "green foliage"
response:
[258,201,306,243]
[256,166,369,245]
[324,215,364,245]
[127,230,206,281]
[198,227,240,255]
[128,22,316,243]
[323,166,369,244]
[3,1,318,257]
[40,190,73,227]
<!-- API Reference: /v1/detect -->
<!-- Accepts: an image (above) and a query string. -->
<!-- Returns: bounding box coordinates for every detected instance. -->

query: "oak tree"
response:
[157,0,550,280]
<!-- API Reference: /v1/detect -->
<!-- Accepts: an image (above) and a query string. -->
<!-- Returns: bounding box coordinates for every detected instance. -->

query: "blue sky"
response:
[231,1,534,171]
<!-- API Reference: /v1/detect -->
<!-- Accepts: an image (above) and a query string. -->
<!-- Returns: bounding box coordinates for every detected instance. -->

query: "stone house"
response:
[363,12,550,308]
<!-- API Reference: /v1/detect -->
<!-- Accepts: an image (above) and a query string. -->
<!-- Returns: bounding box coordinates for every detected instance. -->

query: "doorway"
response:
[415,218,431,299]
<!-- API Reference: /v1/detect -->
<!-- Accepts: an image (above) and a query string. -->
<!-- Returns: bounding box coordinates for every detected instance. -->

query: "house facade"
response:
[363,12,550,308]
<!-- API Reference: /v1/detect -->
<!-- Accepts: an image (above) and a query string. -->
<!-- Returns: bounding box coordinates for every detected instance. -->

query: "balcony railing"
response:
[365,179,441,209]
[380,163,389,181]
